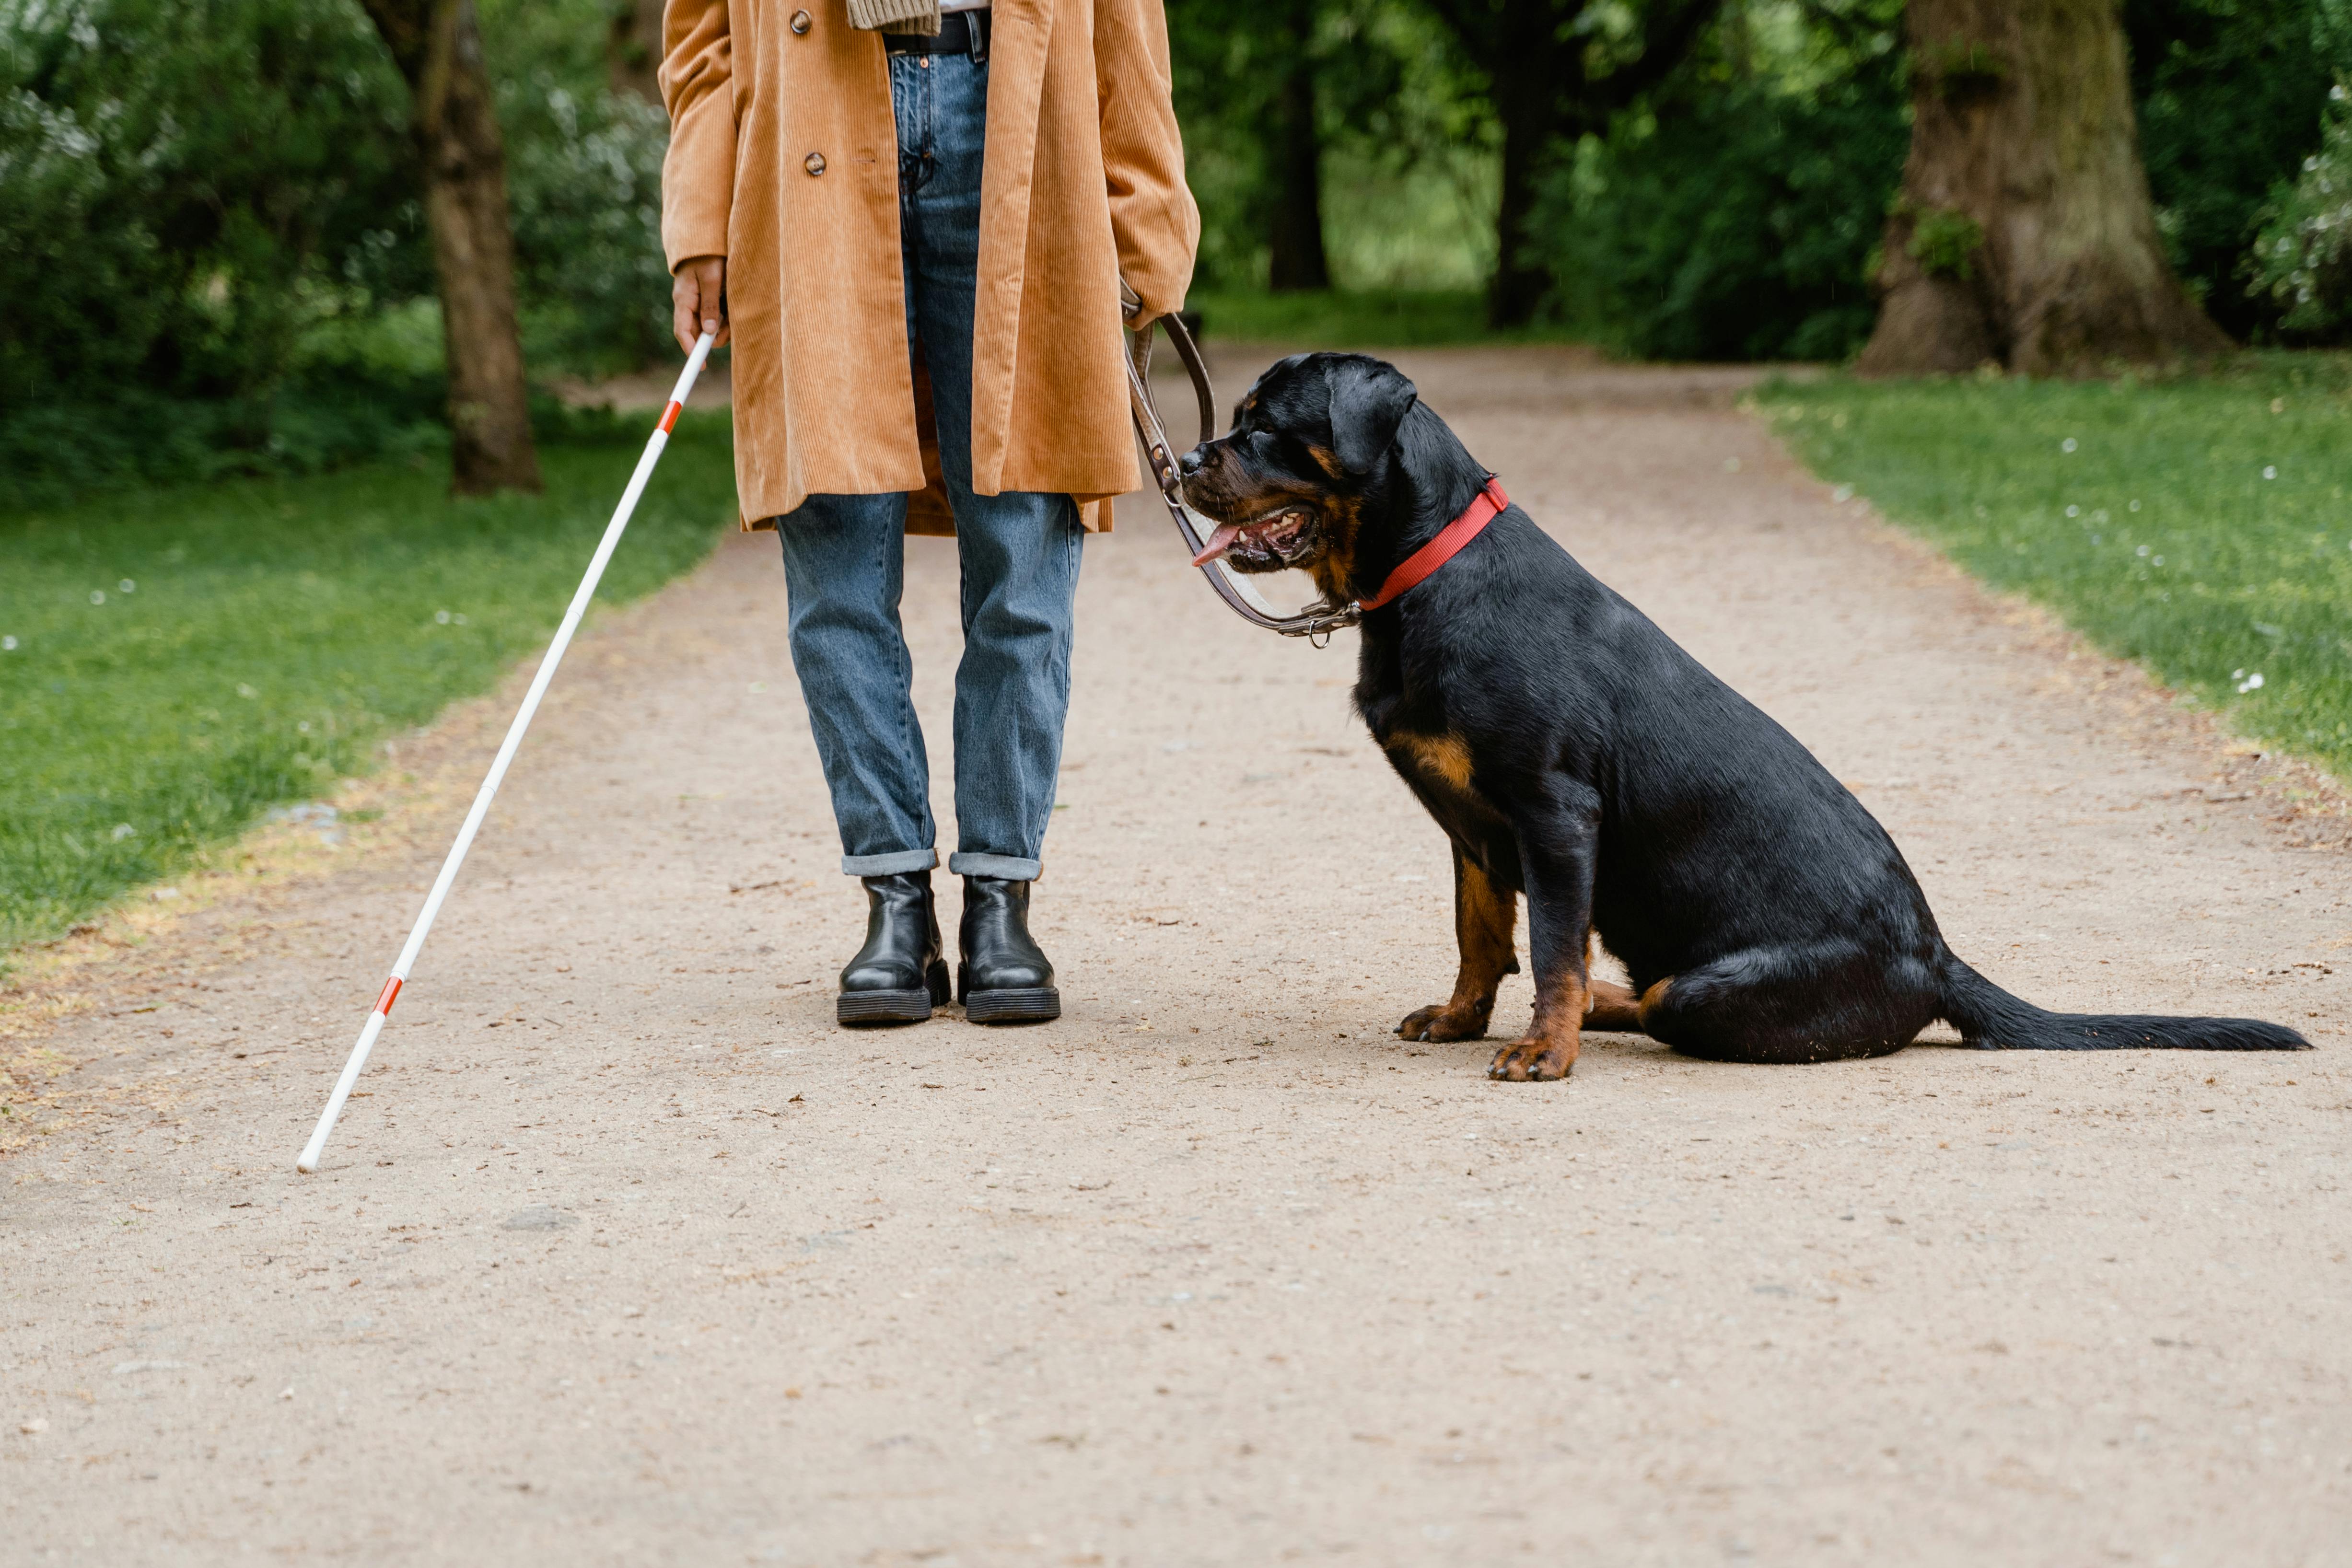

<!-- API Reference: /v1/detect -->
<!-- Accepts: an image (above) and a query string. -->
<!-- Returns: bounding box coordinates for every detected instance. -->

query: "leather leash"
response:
[1122,285,1361,644]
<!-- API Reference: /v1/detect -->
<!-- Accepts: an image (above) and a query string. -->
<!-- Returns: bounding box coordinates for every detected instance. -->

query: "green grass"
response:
[0,416,736,952]
[1190,288,1588,348]
[1758,355,2352,782]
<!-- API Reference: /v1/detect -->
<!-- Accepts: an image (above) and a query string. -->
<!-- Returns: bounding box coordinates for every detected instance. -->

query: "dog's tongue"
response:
[1192,522,1244,567]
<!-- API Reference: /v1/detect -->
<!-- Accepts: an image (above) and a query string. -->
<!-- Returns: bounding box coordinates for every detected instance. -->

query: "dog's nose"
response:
[1177,446,1206,480]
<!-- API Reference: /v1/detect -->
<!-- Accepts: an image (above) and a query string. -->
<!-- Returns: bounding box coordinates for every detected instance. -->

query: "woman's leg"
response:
[897,46,1083,882]
[945,495,1082,880]
[774,491,937,876]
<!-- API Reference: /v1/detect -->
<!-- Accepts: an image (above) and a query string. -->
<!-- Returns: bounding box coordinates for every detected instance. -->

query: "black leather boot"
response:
[957,876,1060,1023]
[837,871,949,1025]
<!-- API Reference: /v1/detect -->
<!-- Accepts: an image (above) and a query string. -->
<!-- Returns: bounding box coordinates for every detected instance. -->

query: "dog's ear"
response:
[1324,356,1419,476]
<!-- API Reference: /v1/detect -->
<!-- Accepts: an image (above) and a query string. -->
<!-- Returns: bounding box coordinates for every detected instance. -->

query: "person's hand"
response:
[672,256,730,353]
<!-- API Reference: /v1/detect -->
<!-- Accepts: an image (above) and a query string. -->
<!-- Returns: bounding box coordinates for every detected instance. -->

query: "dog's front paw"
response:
[1398,1003,1489,1043]
[1487,1036,1575,1082]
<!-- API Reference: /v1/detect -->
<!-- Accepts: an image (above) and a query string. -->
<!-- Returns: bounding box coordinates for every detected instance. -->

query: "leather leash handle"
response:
[1121,284,1360,643]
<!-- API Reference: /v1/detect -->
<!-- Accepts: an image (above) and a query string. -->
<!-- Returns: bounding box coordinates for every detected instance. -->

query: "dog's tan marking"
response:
[1305,443,1345,479]
[1490,969,1585,1081]
[1397,848,1518,1044]
[1585,979,1642,1031]
[1388,731,1474,791]
[1304,493,1362,603]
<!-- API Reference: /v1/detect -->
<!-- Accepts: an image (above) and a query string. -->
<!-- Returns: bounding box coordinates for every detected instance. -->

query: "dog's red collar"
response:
[1356,478,1508,613]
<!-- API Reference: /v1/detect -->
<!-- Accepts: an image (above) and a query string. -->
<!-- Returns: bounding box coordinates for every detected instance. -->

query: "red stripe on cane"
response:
[374,976,403,1016]
[658,400,682,434]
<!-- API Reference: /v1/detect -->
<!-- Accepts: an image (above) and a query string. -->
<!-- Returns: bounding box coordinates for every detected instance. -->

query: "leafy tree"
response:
[1531,0,1909,360]
[0,0,412,411]
[1264,0,1332,289]
[472,0,675,373]
[0,0,674,504]
[358,0,541,494]
[1413,0,1725,326]
[2247,0,2352,337]
[1858,0,2228,375]
[0,0,448,504]
[2128,0,2336,339]
[1169,0,1334,288]
[1169,0,1492,292]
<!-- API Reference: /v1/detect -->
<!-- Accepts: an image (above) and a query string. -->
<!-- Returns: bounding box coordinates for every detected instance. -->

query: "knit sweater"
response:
[846,0,942,34]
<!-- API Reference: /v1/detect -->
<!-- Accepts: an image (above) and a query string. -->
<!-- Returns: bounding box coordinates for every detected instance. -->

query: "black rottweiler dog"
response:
[1177,352,2308,1080]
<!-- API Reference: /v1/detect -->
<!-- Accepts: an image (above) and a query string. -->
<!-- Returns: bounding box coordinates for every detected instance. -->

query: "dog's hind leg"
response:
[1639,941,1938,1065]
[1398,843,1519,1044]
[1585,971,1642,1032]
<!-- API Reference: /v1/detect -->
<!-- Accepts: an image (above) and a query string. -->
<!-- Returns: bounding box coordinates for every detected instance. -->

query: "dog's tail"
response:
[1935,952,2308,1052]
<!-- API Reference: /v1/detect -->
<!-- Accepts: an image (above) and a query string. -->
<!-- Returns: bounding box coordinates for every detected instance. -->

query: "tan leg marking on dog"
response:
[1585,979,1642,1031]
[1583,934,1643,1030]
[1490,969,1585,1082]
[1398,848,1518,1044]
[1635,976,1676,1031]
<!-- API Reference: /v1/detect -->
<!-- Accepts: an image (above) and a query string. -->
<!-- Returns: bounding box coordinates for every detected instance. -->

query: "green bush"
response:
[0,0,682,505]
[483,0,676,376]
[0,0,414,403]
[2243,0,2352,339]
[501,75,672,376]
[2251,83,2352,337]
[0,372,449,515]
[0,0,441,506]
[1529,32,1908,363]
[1168,0,1494,291]
[2128,0,2339,341]
[1520,0,2341,362]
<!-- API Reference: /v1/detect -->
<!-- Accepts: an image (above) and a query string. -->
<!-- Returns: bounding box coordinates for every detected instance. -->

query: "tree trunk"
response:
[608,0,666,105]
[1486,50,1558,329]
[361,0,542,495]
[1857,0,2231,376]
[1266,40,1330,292]
[1420,0,1719,328]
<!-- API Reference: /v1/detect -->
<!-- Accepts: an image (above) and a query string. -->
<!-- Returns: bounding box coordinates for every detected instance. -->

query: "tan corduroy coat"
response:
[659,0,1199,534]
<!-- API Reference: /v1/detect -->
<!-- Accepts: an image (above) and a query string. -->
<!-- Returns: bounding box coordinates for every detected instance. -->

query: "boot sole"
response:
[838,962,950,1026]
[963,987,1060,1024]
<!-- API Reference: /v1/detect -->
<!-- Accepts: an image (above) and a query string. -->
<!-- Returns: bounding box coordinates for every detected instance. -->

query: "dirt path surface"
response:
[7,349,2350,1566]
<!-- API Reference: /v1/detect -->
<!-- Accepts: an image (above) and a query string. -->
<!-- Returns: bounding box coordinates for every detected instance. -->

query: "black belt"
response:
[883,9,990,58]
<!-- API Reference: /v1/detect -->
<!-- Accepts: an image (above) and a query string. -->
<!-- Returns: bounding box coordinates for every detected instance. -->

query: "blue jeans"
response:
[776,49,1083,883]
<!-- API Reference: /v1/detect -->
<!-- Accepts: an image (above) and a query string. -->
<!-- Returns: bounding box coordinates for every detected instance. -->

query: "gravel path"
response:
[6,349,2348,1565]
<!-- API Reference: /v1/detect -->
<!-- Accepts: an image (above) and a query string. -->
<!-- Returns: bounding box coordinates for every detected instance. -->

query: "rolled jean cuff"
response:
[842,848,938,877]
[948,852,1040,881]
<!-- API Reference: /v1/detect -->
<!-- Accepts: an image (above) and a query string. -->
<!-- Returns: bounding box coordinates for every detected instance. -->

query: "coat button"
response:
[789,9,810,32]
[803,151,826,176]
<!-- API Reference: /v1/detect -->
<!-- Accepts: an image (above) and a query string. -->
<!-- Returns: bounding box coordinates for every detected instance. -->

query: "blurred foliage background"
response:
[0,0,667,508]
[3,0,2348,511]
[1176,0,2351,358]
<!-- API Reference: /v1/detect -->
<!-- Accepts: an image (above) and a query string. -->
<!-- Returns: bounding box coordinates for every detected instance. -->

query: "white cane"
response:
[295,333,718,1173]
